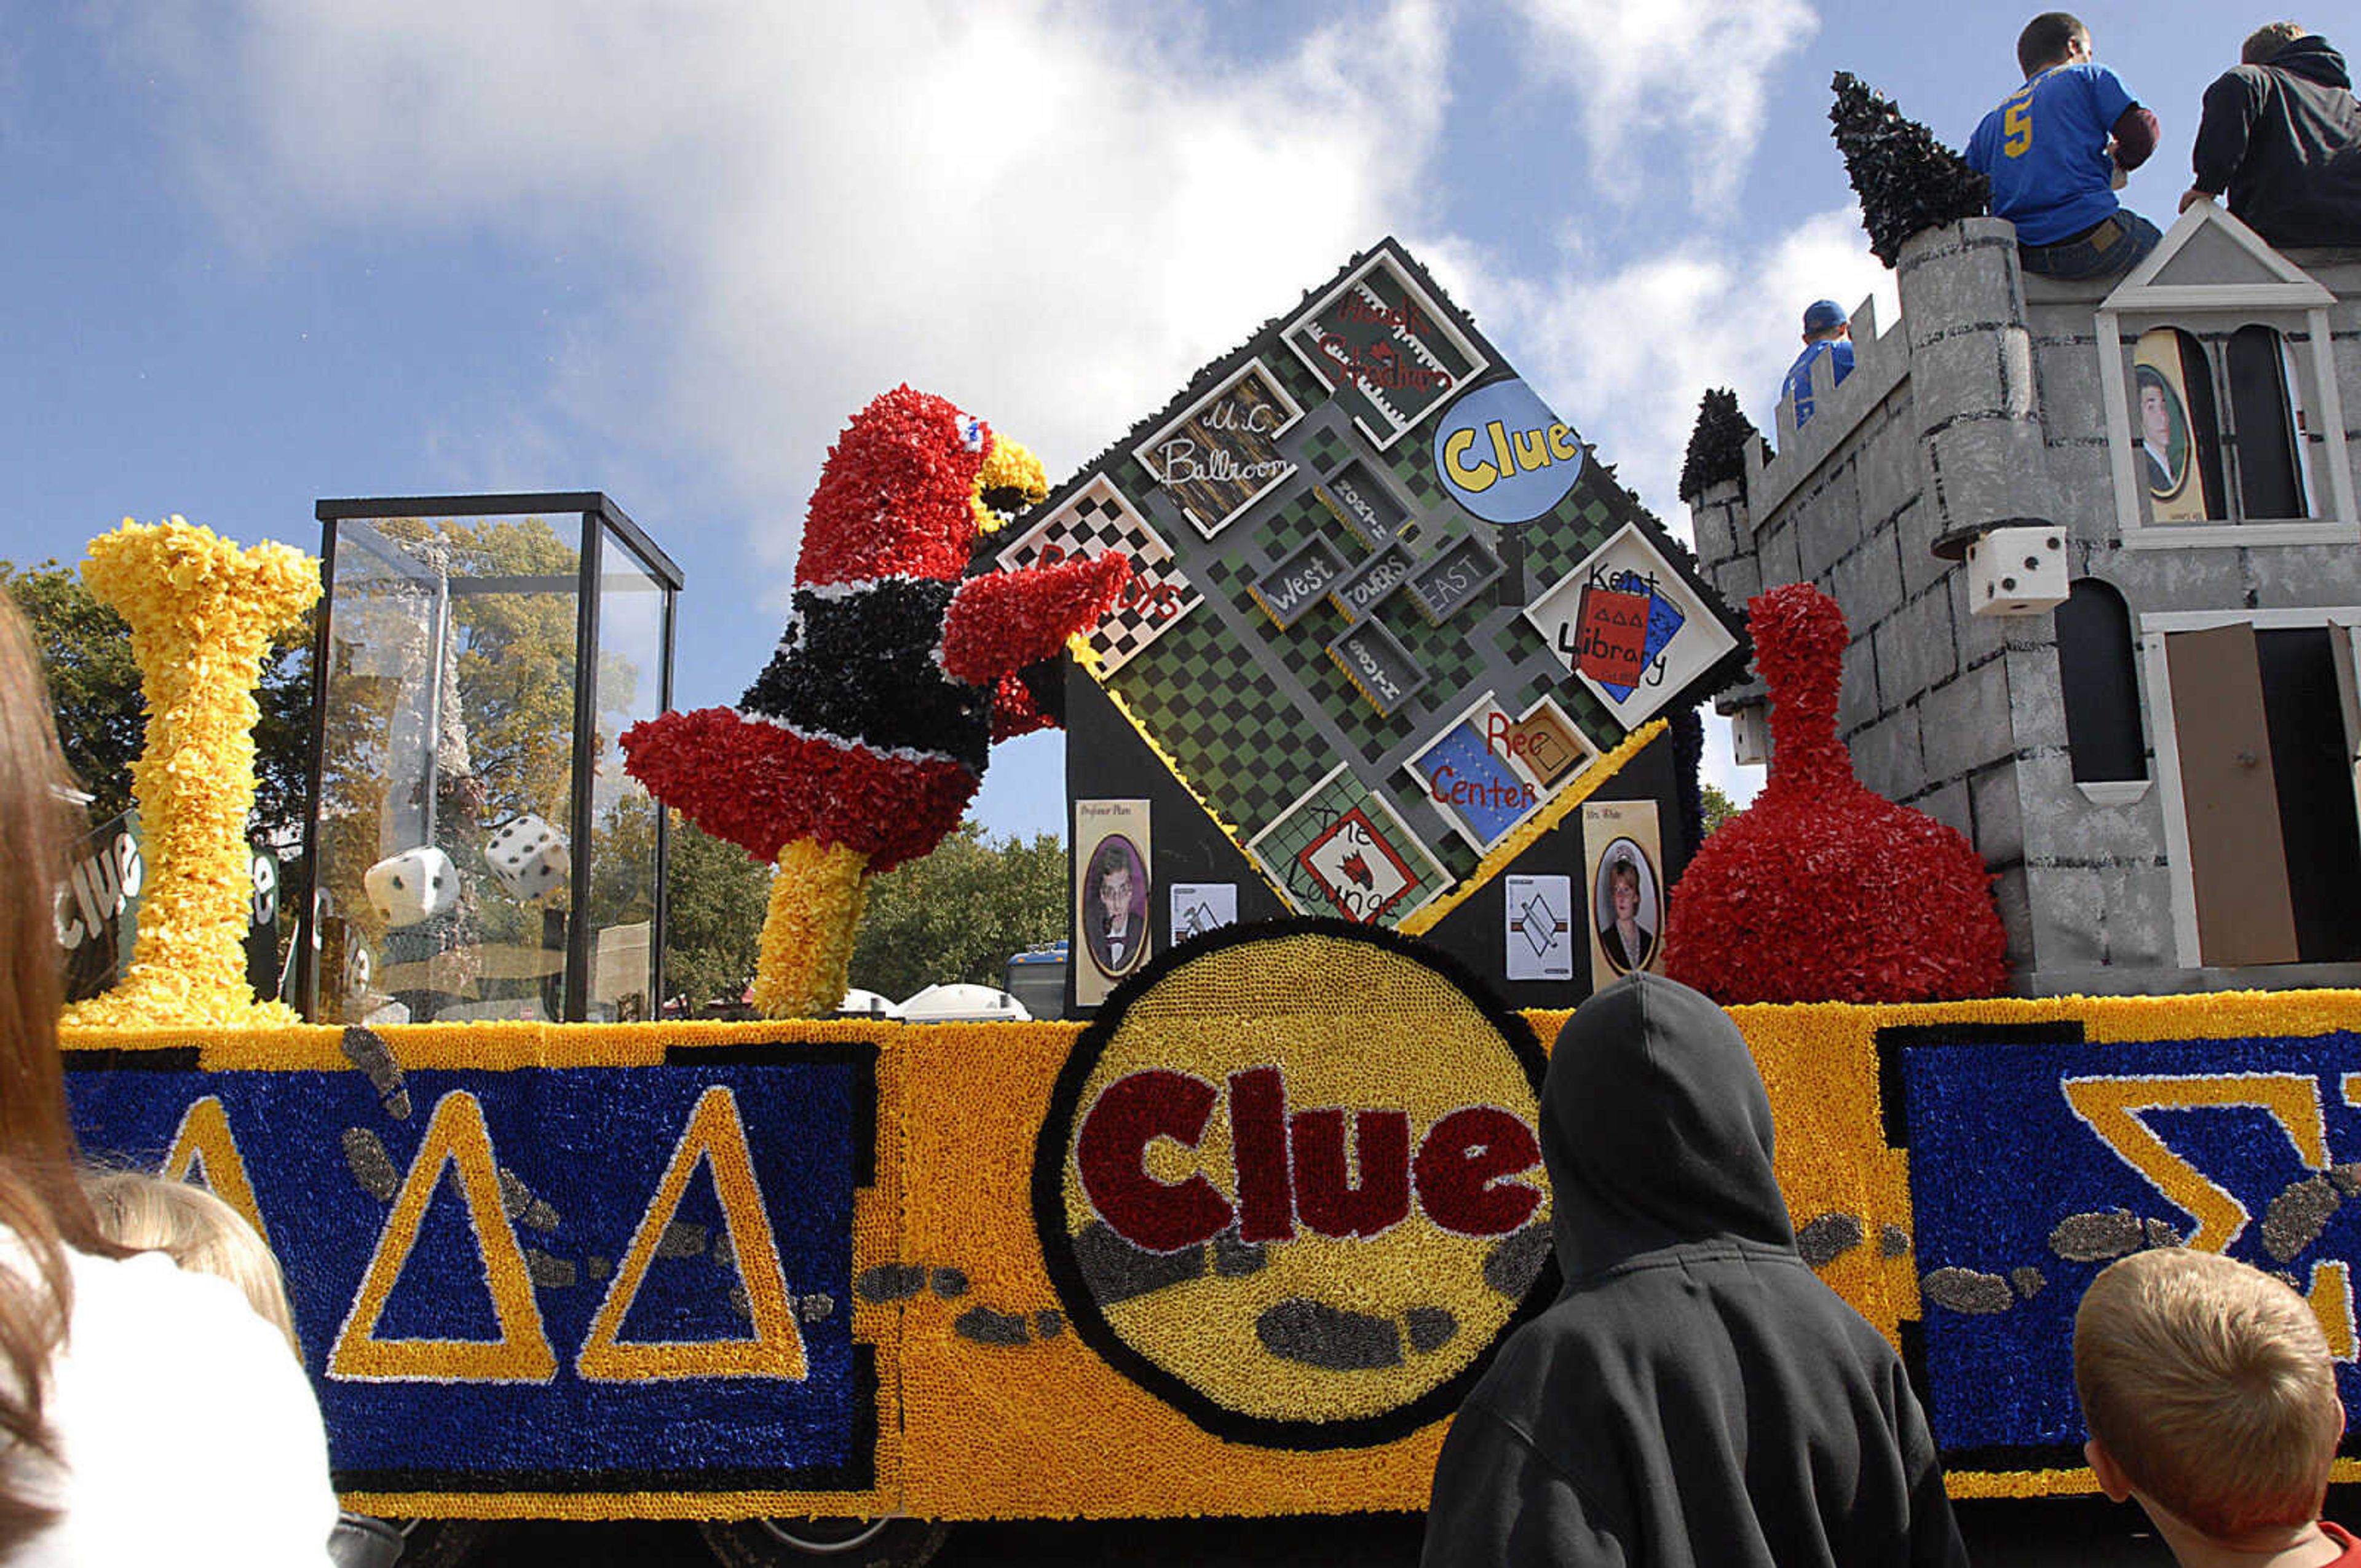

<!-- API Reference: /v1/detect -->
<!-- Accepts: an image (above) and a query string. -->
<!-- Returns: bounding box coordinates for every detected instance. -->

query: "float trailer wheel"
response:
[698,1516,951,1568]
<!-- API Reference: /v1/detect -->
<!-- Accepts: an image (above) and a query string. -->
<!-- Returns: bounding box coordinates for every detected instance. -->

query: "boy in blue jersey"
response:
[1781,299,1855,428]
[1968,13,2164,279]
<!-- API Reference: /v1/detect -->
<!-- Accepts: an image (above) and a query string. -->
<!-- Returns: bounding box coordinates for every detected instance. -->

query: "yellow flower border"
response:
[1399,719,1666,936]
[66,985,2361,1515]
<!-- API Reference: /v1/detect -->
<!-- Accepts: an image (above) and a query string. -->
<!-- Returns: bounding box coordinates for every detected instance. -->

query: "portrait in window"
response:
[2134,329,2217,522]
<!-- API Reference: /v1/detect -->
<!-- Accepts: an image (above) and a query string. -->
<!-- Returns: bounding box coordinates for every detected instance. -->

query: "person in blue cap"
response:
[1781,300,1854,429]
[1966,13,2163,280]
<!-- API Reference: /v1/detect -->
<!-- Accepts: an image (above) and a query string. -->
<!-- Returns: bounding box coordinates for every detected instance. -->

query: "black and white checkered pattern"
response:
[995,476,1199,675]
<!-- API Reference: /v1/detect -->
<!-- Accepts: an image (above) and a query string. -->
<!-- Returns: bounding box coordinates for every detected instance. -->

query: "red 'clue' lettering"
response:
[1291,1108,1412,1238]
[1412,1106,1544,1235]
[1076,1070,1234,1253]
[1228,1066,1295,1243]
[1077,1066,1542,1252]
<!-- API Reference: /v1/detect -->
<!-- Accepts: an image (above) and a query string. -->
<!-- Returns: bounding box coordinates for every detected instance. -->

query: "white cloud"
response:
[113,0,1453,590]
[1460,204,1895,534]
[1505,0,1819,212]
[109,0,1868,829]
[1449,204,1901,813]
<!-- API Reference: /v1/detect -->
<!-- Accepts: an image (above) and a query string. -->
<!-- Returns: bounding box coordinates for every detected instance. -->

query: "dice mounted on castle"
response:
[1687,203,2361,993]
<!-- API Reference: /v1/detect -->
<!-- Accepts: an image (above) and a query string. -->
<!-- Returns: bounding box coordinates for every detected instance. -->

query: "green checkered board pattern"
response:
[1111,602,1337,836]
[1083,245,1685,914]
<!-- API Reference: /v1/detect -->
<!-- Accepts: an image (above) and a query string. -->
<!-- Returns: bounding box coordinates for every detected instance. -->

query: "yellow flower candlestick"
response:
[61,518,320,1030]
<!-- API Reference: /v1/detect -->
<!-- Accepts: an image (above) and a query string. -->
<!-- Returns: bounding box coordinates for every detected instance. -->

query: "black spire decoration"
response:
[1679,388,1762,502]
[1830,71,1989,266]
[1671,703,1707,855]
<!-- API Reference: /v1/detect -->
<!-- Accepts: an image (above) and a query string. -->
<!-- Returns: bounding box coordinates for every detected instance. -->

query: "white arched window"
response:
[2097,206,2356,548]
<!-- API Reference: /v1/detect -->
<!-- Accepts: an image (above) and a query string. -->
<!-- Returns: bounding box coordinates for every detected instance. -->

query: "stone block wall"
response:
[1696,219,2046,974]
[1693,221,2361,991]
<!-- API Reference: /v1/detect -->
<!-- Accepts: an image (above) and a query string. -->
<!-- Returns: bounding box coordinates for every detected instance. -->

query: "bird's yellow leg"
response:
[750,838,871,1018]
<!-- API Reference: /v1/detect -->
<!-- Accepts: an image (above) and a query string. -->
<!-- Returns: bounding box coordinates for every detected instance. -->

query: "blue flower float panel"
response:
[1892,1023,2361,1475]
[64,1037,878,1502]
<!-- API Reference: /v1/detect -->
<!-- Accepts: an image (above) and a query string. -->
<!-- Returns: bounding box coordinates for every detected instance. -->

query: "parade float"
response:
[49,75,2361,1568]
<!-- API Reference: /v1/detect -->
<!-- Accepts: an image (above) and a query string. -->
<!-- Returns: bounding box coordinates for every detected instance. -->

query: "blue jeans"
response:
[2016,211,2162,280]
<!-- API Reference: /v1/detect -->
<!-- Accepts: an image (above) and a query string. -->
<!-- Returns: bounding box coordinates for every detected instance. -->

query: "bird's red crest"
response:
[796,385,992,588]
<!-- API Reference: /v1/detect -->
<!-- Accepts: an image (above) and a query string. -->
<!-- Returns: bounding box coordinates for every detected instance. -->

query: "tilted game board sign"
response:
[1008,238,1746,929]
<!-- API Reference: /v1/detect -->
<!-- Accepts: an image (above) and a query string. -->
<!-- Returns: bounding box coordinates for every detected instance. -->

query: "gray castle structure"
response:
[1686,208,2361,995]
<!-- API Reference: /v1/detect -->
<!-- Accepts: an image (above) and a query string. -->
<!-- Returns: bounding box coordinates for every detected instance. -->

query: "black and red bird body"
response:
[622,387,1128,875]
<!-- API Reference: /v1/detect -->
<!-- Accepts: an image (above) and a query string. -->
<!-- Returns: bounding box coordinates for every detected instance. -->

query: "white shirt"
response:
[7,1241,339,1566]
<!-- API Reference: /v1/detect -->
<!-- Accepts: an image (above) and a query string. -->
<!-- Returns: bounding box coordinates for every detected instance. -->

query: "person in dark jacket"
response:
[2180,23,2361,248]
[1420,974,1967,1568]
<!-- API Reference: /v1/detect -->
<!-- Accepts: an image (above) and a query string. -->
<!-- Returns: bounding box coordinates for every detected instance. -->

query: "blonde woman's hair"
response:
[2244,23,2307,65]
[81,1171,299,1356]
[0,595,132,1551]
[2074,1248,2341,1542]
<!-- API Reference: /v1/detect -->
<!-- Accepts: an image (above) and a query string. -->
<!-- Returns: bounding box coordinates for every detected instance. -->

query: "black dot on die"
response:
[390,874,405,890]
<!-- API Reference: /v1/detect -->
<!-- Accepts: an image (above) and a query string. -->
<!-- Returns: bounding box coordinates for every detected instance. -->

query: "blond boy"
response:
[2075,1248,2354,1566]
[81,1170,300,1355]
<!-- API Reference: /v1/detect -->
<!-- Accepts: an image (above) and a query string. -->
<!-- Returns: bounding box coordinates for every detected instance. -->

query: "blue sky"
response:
[1,1,2263,840]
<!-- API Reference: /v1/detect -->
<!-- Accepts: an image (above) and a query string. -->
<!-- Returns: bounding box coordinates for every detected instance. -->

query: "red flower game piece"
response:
[1662,583,2006,1004]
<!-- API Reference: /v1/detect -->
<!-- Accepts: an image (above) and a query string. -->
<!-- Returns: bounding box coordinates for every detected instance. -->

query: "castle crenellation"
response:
[1691,208,2361,994]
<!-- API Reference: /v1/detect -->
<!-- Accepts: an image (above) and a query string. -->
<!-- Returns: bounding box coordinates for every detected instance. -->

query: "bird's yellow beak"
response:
[971,433,1050,537]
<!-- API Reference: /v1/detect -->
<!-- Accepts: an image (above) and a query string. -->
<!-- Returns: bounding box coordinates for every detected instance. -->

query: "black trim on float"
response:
[1870,1020,2089,1152]
[660,1038,882,1188]
[295,511,340,1019]
[738,581,990,772]
[1032,916,1561,1452]
[315,494,682,590]
[564,507,604,1024]
[60,1047,204,1073]
[1897,1317,1936,1431]
[1939,1442,2091,1475]
[330,1342,882,1495]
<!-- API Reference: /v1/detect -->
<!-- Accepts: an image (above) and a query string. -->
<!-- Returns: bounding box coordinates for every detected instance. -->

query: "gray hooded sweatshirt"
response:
[1420,973,1967,1568]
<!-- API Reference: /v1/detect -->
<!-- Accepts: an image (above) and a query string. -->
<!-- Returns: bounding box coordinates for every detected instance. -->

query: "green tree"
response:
[662,816,774,1008]
[4,558,312,840]
[2,560,143,823]
[1701,783,1740,835]
[848,823,1067,1003]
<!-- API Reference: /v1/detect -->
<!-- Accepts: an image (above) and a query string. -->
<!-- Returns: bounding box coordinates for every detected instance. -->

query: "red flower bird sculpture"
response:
[621,387,1129,1015]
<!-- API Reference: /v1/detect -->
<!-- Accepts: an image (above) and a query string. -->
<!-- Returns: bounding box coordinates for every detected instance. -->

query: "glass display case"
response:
[295,494,681,1025]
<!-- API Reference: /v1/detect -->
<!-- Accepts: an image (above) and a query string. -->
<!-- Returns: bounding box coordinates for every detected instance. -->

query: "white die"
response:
[484,814,569,902]
[1964,526,2067,617]
[363,846,459,929]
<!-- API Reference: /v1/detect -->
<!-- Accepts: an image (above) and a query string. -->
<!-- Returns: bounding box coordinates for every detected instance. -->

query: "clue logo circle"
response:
[1032,920,1556,1449]
[1431,379,1584,526]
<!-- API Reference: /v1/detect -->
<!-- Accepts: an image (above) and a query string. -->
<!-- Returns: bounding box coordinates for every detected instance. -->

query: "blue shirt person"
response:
[1781,299,1855,429]
[1966,13,2164,279]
